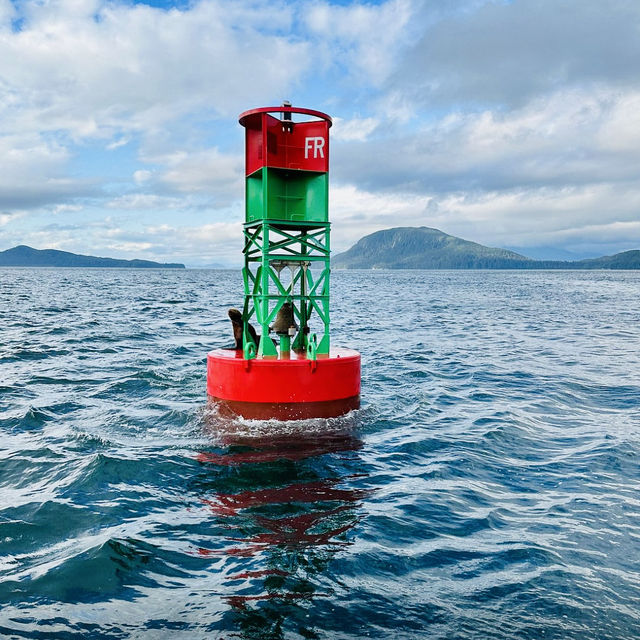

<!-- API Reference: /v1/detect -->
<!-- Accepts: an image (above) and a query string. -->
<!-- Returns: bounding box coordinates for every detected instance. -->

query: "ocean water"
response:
[1,267,640,639]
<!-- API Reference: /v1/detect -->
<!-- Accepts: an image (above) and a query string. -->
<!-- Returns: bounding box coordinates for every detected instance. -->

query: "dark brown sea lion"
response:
[228,308,258,350]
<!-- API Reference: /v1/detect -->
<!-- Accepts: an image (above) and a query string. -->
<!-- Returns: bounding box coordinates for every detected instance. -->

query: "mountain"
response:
[332,227,533,269]
[187,262,234,269]
[504,245,600,261]
[332,227,640,270]
[0,245,185,269]
[569,250,640,269]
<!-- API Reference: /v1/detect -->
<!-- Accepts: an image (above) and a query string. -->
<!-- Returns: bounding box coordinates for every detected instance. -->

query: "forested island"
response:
[332,227,640,270]
[0,245,185,269]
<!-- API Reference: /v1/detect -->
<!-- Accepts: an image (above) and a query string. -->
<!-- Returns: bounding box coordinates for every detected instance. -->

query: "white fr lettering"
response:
[304,136,325,159]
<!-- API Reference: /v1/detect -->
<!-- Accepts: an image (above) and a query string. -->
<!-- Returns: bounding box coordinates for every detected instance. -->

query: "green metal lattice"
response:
[241,219,330,359]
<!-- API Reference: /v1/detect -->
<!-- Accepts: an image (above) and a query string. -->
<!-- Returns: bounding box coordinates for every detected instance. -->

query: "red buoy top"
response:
[238,106,332,128]
[239,105,332,176]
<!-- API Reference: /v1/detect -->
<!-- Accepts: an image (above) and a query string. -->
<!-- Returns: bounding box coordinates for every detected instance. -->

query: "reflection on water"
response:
[196,409,369,639]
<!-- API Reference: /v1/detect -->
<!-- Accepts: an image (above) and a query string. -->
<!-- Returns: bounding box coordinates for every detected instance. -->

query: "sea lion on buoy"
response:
[228,308,258,350]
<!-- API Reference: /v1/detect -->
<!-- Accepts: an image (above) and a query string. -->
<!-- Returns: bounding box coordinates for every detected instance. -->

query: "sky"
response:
[1,0,639,266]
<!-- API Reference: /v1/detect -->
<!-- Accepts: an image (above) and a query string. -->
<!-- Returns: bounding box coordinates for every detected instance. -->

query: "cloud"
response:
[396,0,640,109]
[321,1,640,258]
[0,134,98,209]
[52,204,83,215]
[133,170,152,185]
[596,93,640,153]
[107,137,130,150]
[0,0,308,213]
[331,116,379,142]
[330,183,430,251]
[105,221,244,264]
[303,0,414,85]
[0,215,243,264]
[0,211,25,226]
[328,180,640,257]
[158,148,243,201]
[0,0,309,139]
[0,0,16,28]
[105,194,186,210]
[334,88,640,194]
[2,0,639,262]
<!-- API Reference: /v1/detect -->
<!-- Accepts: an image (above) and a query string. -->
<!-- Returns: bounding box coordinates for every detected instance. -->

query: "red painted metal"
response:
[213,397,360,421]
[241,108,331,176]
[207,348,360,420]
[238,106,333,127]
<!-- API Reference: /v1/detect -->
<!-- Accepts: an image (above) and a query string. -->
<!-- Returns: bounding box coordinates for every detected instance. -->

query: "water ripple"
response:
[1,268,640,638]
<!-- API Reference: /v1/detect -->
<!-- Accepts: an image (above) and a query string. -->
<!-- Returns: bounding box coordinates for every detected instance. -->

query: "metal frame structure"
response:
[241,219,330,359]
[238,105,333,361]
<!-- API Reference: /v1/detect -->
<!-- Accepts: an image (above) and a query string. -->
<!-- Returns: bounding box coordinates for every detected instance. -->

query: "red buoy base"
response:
[207,347,361,421]
[212,396,360,421]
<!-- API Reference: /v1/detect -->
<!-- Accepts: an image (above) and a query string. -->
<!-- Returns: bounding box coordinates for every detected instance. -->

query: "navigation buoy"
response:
[207,104,361,420]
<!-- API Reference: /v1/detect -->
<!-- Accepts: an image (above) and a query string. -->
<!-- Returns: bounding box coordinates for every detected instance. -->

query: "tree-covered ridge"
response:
[332,228,640,270]
[0,245,185,269]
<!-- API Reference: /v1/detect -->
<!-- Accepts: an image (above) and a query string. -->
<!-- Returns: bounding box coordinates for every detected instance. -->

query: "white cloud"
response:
[303,0,414,85]
[142,221,244,263]
[0,215,244,264]
[0,0,16,29]
[0,134,96,209]
[335,87,640,194]
[0,1,310,139]
[104,240,154,253]
[2,0,640,261]
[596,93,640,153]
[106,194,186,210]
[159,148,243,199]
[107,137,130,150]
[0,211,25,226]
[52,203,83,214]
[133,170,152,185]
[329,180,640,257]
[0,0,310,213]
[434,183,640,236]
[330,183,431,251]
[331,116,379,142]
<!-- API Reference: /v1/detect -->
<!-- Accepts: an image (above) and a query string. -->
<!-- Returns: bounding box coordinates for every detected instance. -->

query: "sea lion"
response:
[228,308,258,350]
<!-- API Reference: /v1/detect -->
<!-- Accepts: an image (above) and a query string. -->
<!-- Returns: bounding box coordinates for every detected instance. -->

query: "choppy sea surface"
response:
[1,268,640,639]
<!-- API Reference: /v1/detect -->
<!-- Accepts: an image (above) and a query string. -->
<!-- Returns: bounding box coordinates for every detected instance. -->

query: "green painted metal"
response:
[239,109,332,361]
[242,219,330,359]
[279,333,291,354]
[246,168,328,223]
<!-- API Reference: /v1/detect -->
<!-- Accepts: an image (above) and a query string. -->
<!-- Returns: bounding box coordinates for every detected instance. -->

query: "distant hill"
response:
[332,227,533,269]
[332,227,640,270]
[0,245,185,269]
[569,250,640,269]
